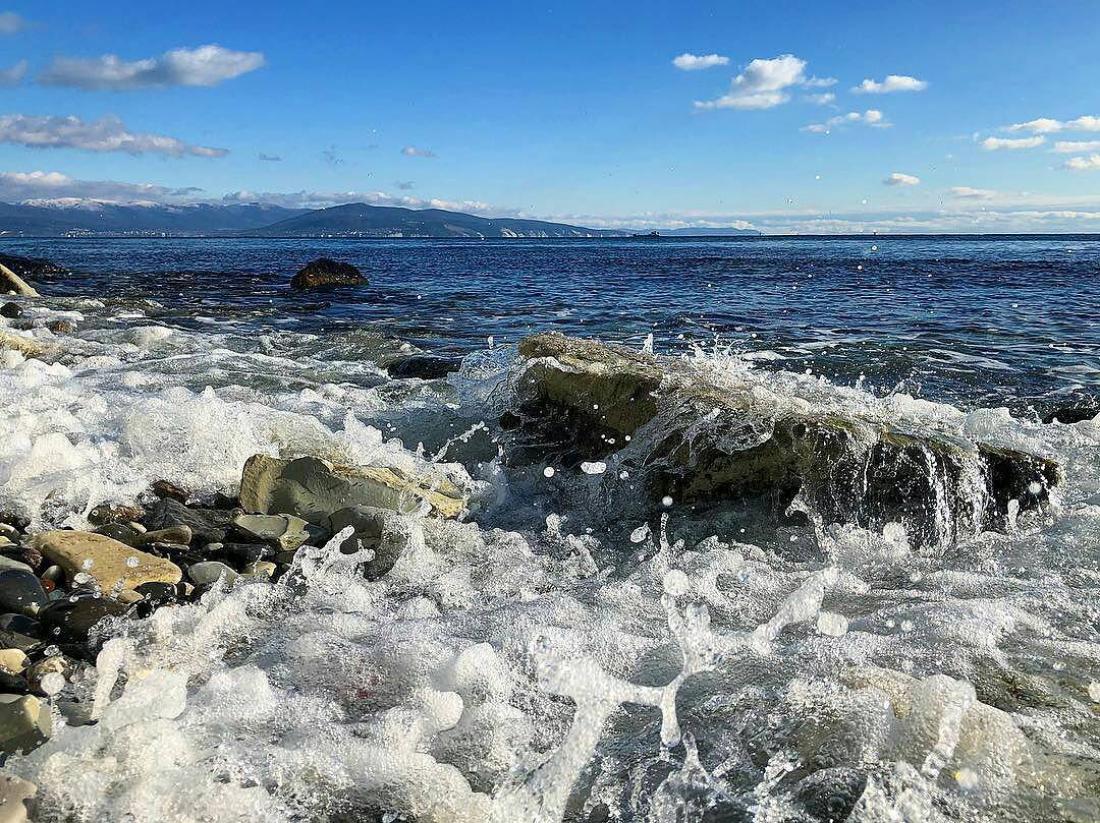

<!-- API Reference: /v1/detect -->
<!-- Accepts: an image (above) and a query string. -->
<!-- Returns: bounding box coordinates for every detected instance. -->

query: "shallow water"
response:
[2,237,1099,822]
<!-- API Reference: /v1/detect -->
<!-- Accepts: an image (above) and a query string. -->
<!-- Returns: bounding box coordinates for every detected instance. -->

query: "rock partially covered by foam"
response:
[0,772,36,822]
[514,333,1061,547]
[0,330,49,359]
[28,531,182,592]
[289,258,366,290]
[0,695,51,754]
[240,454,468,523]
[0,264,38,299]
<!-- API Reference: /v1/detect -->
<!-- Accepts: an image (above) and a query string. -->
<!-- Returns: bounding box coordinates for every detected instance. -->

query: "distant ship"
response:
[632,231,660,238]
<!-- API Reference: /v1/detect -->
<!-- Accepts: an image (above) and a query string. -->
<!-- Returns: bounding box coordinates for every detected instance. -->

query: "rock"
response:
[328,506,412,580]
[219,542,272,565]
[45,319,76,335]
[0,264,38,299]
[387,354,462,380]
[0,253,65,281]
[240,454,468,524]
[134,525,193,547]
[38,597,130,642]
[1042,402,1098,425]
[28,531,183,593]
[231,513,321,551]
[0,303,22,319]
[0,650,25,676]
[188,561,239,587]
[26,656,67,695]
[88,503,145,527]
[151,479,190,503]
[0,772,36,823]
[143,498,237,545]
[0,572,46,617]
[0,695,51,753]
[513,333,1062,548]
[290,258,366,290]
[0,616,37,636]
[0,329,48,359]
[242,560,277,579]
[92,522,143,546]
[0,630,38,655]
[0,557,33,575]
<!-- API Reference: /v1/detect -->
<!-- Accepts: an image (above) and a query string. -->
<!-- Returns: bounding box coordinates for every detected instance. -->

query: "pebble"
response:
[0,650,26,676]
[87,503,145,527]
[0,772,36,823]
[38,597,130,643]
[188,561,239,587]
[29,530,182,592]
[151,480,190,503]
[0,571,47,617]
[26,657,67,695]
[0,694,51,754]
[232,513,317,551]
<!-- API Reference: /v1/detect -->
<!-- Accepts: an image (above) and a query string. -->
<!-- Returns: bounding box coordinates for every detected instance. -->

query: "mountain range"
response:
[0,200,760,238]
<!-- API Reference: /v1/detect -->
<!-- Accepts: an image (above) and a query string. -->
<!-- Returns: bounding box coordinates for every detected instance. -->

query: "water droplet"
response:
[660,495,673,507]
[543,467,555,478]
[39,672,65,697]
[125,556,140,568]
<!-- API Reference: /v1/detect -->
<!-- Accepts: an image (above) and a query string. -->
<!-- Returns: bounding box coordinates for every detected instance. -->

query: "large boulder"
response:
[28,531,182,593]
[511,333,1061,548]
[0,253,65,281]
[290,258,366,290]
[239,454,468,524]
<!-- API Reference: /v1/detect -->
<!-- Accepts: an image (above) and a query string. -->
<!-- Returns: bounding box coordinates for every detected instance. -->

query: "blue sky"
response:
[2,0,1100,232]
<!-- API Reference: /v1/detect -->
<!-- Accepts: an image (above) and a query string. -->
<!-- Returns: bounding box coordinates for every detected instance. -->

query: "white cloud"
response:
[884,172,920,186]
[0,114,228,157]
[0,59,26,86]
[401,146,436,158]
[805,92,835,105]
[853,75,928,94]
[1005,116,1100,134]
[0,11,26,34]
[694,54,808,110]
[220,189,495,213]
[0,170,201,203]
[803,109,888,134]
[949,186,997,200]
[39,45,265,90]
[672,53,729,71]
[1052,140,1100,154]
[981,135,1044,151]
[802,76,837,88]
[1065,154,1100,171]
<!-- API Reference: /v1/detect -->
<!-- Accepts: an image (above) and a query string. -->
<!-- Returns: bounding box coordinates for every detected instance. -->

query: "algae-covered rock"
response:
[239,454,468,523]
[513,333,1061,547]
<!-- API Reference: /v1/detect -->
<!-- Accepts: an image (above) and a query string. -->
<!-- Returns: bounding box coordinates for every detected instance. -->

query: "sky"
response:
[2,0,1100,233]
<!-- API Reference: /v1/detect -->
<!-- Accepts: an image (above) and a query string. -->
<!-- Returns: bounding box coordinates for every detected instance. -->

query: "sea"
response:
[1,236,1098,822]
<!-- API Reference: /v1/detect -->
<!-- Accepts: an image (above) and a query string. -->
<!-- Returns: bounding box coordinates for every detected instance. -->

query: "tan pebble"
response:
[28,531,182,592]
[0,771,36,823]
[0,650,26,676]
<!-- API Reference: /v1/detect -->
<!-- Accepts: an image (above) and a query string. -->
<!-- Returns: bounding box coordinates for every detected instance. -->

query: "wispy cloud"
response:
[694,54,812,110]
[981,135,1044,151]
[221,189,494,213]
[395,181,415,190]
[258,153,282,162]
[803,109,888,134]
[672,53,729,71]
[0,59,26,86]
[0,11,27,35]
[805,92,835,105]
[0,170,202,204]
[39,45,265,90]
[402,145,436,158]
[1065,154,1100,171]
[852,75,928,94]
[884,172,920,186]
[949,186,997,200]
[1005,116,1100,134]
[0,114,228,157]
[1052,140,1100,154]
[321,147,343,166]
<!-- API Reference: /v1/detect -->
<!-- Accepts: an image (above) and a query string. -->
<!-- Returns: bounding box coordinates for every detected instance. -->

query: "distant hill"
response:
[0,202,308,236]
[245,203,623,238]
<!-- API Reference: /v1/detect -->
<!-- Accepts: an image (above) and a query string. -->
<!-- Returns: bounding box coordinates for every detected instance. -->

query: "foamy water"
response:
[3,272,1100,821]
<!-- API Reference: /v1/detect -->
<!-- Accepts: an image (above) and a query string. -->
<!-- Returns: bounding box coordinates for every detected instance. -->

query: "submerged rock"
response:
[1042,402,1098,425]
[0,772,36,822]
[0,302,22,319]
[239,454,468,523]
[0,330,48,359]
[387,354,462,380]
[328,505,411,579]
[289,258,366,290]
[150,479,189,503]
[0,695,51,754]
[512,333,1061,547]
[28,531,183,592]
[0,253,65,281]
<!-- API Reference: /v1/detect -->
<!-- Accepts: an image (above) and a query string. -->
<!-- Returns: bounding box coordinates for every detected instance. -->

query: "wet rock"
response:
[29,531,183,592]
[188,561,239,587]
[0,571,46,617]
[0,264,38,299]
[0,650,25,676]
[0,329,48,359]
[93,522,143,546]
[0,253,65,281]
[0,694,51,754]
[26,656,68,696]
[0,629,39,655]
[45,318,76,335]
[232,513,321,551]
[134,525,193,547]
[219,542,272,565]
[242,560,277,579]
[0,557,33,575]
[0,772,36,822]
[794,767,867,823]
[387,354,462,380]
[329,505,411,580]
[1042,402,1098,425]
[513,333,1062,548]
[38,597,130,643]
[290,258,366,290]
[0,615,38,636]
[143,498,237,545]
[0,302,21,319]
[88,503,145,527]
[240,454,468,524]
[151,479,190,503]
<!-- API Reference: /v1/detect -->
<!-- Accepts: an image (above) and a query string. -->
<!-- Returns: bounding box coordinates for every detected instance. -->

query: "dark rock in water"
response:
[0,302,22,319]
[0,628,41,654]
[46,319,76,335]
[0,614,39,636]
[93,522,144,546]
[0,670,29,695]
[512,333,1062,549]
[329,506,409,580]
[219,542,273,565]
[0,513,29,533]
[38,597,130,643]
[0,571,47,617]
[0,693,52,753]
[1042,403,1098,425]
[88,503,145,527]
[211,492,240,510]
[0,253,66,280]
[290,258,366,290]
[143,498,237,545]
[151,479,190,503]
[132,582,179,617]
[387,354,462,380]
[794,767,867,822]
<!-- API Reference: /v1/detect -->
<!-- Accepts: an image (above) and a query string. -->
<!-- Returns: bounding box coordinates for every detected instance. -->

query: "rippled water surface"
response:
[1,236,1099,823]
